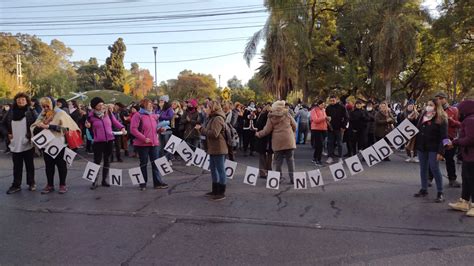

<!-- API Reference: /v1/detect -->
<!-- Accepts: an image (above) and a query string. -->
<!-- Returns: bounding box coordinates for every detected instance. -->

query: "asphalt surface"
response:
[0,143,473,265]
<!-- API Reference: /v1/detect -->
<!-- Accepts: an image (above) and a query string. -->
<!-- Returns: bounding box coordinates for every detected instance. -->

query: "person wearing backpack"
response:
[255,100,297,184]
[195,100,228,201]
[131,98,168,191]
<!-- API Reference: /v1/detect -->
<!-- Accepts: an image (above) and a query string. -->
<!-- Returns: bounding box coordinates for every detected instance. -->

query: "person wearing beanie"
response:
[179,98,201,149]
[31,97,80,194]
[85,97,126,190]
[256,100,297,184]
[3,93,38,194]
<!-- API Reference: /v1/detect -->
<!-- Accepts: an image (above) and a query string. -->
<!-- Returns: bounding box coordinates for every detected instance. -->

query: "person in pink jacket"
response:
[310,100,329,165]
[86,97,126,189]
[130,98,168,191]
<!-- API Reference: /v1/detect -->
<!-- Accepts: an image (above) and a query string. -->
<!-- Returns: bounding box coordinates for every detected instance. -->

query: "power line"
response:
[1,0,142,9]
[0,8,267,26]
[33,24,265,37]
[67,36,251,47]
[96,52,246,64]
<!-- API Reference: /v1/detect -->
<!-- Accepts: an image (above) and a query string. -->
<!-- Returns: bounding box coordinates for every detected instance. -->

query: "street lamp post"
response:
[152,46,158,95]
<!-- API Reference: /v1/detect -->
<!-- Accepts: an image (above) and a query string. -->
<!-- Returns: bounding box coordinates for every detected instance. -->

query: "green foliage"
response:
[231,88,256,104]
[163,70,217,101]
[227,75,243,89]
[104,38,126,92]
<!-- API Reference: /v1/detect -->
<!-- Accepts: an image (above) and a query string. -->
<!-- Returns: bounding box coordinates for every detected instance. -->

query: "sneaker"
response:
[28,185,36,191]
[326,157,334,164]
[414,189,428,197]
[448,198,470,212]
[428,181,432,187]
[90,182,98,190]
[405,157,412,162]
[467,208,474,217]
[41,186,54,194]
[101,181,111,187]
[435,192,445,203]
[412,157,419,163]
[154,183,169,189]
[322,152,328,156]
[117,158,123,163]
[448,180,461,188]
[139,187,146,191]
[58,185,68,194]
[6,186,21,194]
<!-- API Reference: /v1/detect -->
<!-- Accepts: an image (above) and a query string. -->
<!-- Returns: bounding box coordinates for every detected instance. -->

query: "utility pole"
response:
[218,74,221,88]
[16,54,23,89]
[152,46,158,95]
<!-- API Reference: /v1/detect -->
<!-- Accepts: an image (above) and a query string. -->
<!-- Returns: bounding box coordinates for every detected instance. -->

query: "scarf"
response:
[12,106,27,121]
[139,108,152,115]
[422,111,435,123]
[94,110,105,119]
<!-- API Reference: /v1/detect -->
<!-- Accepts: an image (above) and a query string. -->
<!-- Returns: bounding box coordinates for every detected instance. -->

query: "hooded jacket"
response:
[256,106,297,152]
[130,110,160,147]
[87,111,124,143]
[201,110,228,155]
[453,100,474,162]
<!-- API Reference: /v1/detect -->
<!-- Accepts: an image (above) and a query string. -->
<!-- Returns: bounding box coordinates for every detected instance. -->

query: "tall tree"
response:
[227,75,243,89]
[104,38,126,91]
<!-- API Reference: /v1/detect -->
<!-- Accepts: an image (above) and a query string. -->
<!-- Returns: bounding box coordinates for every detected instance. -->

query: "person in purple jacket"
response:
[86,97,126,189]
[131,98,168,191]
[448,94,474,216]
[155,95,174,158]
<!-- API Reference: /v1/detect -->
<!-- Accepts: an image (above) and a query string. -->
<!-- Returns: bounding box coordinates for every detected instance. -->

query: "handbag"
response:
[65,129,83,149]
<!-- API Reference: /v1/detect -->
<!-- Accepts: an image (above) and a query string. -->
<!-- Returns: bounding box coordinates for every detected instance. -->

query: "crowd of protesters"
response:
[0,91,472,212]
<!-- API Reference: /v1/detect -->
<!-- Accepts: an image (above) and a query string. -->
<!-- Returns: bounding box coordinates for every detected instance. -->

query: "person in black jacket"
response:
[325,95,349,163]
[414,99,449,203]
[366,101,376,146]
[349,100,370,155]
[255,103,273,179]
[3,93,38,194]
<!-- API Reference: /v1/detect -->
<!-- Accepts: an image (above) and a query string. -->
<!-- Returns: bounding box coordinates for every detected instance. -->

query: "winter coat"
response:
[2,107,37,140]
[349,108,370,133]
[179,109,200,140]
[86,111,124,143]
[415,112,448,154]
[256,108,297,152]
[444,105,461,140]
[254,111,272,154]
[201,110,228,155]
[366,110,376,134]
[295,108,310,126]
[31,108,80,139]
[310,107,328,131]
[130,111,159,147]
[156,107,174,122]
[374,111,395,138]
[325,103,348,131]
[453,100,474,162]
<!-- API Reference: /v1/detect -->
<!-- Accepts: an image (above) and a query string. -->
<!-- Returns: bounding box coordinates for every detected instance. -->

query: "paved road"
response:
[0,144,473,265]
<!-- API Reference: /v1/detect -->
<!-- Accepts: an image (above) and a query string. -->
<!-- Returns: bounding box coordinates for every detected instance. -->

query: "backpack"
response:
[224,122,239,148]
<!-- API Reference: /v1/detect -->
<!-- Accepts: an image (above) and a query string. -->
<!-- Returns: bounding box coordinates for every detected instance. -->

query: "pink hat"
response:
[188,99,198,108]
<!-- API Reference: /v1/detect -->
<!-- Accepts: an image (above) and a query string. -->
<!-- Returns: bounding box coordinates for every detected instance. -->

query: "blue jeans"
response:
[209,154,226,184]
[136,146,162,187]
[418,150,443,192]
[328,129,343,159]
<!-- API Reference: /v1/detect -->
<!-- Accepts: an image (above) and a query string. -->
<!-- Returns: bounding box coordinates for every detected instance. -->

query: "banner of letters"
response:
[31,119,419,191]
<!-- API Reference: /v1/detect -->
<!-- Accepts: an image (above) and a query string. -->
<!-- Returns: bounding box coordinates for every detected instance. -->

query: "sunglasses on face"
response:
[42,105,49,108]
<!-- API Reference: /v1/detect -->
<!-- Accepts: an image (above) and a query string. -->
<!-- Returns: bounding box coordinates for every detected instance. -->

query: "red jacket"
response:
[310,107,328,131]
[445,105,461,139]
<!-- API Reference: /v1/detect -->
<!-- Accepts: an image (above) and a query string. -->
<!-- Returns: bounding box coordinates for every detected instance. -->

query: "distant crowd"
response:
[0,91,473,212]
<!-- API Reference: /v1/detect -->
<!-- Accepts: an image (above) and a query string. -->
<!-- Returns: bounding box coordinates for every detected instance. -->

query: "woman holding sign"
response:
[195,101,228,201]
[31,97,80,194]
[131,98,168,191]
[3,93,37,194]
[86,97,127,190]
[414,99,448,203]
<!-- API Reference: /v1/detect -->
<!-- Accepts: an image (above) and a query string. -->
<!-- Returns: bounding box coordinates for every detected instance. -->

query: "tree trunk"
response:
[303,80,309,103]
[385,79,392,103]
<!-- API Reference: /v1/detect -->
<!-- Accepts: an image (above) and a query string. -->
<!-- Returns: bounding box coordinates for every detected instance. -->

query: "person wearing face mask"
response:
[3,93,38,194]
[413,99,449,202]
[435,92,461,187]
[365,101,376,147]
[399,100,420,162]
[375,101,395,161]
[448,94,474,216]
[31,97,80,194]
[85,97,126,190]
[179,99,200,149]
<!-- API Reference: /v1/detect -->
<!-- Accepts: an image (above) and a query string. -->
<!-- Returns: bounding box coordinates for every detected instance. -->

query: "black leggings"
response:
[461,162,474,202]
[12,148,35,187]
[44,149,67,186]
[312,130,325,161]
[93,141,113,182]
